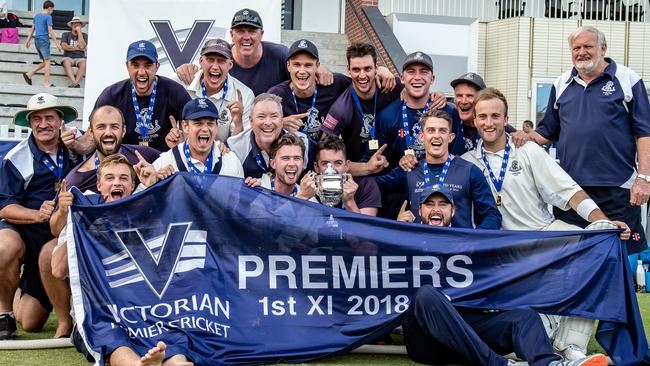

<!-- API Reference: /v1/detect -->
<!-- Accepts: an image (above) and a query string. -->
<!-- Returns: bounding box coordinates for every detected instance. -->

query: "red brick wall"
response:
[344,0,398,74]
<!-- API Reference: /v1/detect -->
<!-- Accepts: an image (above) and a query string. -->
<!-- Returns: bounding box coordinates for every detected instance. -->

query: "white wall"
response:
[388,13,479,94]
[298,0,344,33]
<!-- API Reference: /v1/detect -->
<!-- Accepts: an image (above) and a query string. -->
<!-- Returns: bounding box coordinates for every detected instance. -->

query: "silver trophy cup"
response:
[314,163,350,207]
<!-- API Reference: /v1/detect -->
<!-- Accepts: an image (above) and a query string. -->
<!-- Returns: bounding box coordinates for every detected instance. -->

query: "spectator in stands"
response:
[176,8,333,95]
[0,93,81,339]
[522,119,534,133]
[166,38,253,148]
[90,40,191,152]
[228,93,314,179]
[60,16,87,88]
[24,1,62,87]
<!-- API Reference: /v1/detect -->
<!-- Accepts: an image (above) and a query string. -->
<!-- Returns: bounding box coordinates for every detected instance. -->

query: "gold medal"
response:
[140,140,149,147]
[368,139,379,150]
[496,195,502,206]
[404,149,415,156]
[54,181,61,192]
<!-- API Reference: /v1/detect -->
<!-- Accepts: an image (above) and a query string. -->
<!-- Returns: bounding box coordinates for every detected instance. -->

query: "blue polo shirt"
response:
[376,100,460,166]
[537,58,650,187]
[226,129,315,179]
[0,135,81,211]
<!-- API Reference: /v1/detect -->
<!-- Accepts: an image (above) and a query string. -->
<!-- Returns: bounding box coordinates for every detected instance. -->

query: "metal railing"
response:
[378,0,647,22]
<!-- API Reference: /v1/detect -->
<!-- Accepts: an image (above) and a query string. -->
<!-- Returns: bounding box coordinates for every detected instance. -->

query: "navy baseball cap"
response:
[288,39,319,60]
[201,38,231,58]
[450,72,486,90]
[126,40,158,62]
[402,51,433,72]
[231,8,263,29]
[419,184,454,206]
[182,98,219,121]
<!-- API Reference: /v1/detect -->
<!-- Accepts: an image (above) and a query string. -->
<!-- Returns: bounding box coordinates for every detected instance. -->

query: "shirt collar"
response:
[189,71,231,100]
[568,57,616,84]
[28,133,64,161]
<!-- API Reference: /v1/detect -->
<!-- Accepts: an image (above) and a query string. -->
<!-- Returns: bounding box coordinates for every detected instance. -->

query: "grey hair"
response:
[568,26,607,48]
[252,93,283,115]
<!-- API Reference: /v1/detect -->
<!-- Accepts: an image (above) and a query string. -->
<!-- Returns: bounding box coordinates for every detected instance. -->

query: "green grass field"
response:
[2,294,650,366]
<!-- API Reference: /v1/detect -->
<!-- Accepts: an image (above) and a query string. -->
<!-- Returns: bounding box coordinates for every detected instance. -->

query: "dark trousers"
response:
[553,186,647,254]
[403,286,560,366]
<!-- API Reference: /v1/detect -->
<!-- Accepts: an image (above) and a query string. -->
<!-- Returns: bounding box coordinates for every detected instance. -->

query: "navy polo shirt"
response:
[267,72,351,141]
[94,75,191,152]
[232,42,290,96]
[537,58,650,187]
[227,129,315,179]
[321,77,404,162]
[376,100,460,167]
[403,158,501,229]
[0,135,81,211]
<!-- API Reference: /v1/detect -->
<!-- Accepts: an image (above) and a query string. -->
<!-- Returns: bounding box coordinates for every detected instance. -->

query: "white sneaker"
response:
[560,344,587,361]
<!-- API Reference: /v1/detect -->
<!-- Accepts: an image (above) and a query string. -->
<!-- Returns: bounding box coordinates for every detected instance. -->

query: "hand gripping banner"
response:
[66,173,650,366]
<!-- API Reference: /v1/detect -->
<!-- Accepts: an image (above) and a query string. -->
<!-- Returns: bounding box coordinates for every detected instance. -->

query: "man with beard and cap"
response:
[63,105,160,193]
[228,93,314,179]
[462,87,628,361]
[137,98,243,186]
[267,39,397,142]
[85,40,191,152]
[397,184,454,226]
[166,38,254,148]
[512,26,650,255]
[176,8,333,96]
[0,93,82,339]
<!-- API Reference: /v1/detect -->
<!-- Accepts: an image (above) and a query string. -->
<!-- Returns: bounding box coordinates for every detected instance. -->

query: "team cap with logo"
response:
[287,39,319,60]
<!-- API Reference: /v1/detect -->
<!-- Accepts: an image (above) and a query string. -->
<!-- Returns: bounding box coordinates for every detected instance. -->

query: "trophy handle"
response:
[309,171,320,192]
[342,173,351,183]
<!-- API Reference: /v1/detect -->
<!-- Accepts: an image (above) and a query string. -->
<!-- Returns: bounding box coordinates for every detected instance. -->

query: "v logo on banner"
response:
[150,20,214,71]
[115,222,192,299]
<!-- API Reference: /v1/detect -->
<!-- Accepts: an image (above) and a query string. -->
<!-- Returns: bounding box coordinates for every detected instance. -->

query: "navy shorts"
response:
[0,220,54,311]
[34,36,51,60]
[553,186,647,254]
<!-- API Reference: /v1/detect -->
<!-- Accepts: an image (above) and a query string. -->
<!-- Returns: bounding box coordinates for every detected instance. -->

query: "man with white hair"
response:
[513,26,650,255]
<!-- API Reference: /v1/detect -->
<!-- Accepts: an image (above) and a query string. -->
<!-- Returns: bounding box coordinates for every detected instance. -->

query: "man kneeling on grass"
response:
[49,154,190,366]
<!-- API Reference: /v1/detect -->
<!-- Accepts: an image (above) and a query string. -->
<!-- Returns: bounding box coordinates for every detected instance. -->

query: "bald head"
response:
[89,105,125,130]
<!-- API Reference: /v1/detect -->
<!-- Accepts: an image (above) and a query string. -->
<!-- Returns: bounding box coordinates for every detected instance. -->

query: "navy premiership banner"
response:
[67,173,650,366]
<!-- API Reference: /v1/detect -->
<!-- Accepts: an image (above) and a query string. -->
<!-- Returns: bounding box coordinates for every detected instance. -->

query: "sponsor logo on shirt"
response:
[323,115,339,131]
[601,81,615,96]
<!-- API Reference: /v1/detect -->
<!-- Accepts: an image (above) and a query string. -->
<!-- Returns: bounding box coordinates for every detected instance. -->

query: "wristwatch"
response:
[638,173,650,183]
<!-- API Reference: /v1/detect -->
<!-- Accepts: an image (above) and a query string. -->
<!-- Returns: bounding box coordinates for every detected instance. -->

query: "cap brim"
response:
[184,112,219,121]
[14,106,78,127]
[232,21,262,29]
[127,52,157,62]
[287,49,319,60]
[450,78,484,90]
[201,50,231,59]
[402,60,432,72]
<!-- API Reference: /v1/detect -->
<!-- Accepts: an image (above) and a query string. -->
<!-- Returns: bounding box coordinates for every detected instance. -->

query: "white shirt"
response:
[153,140,244,178]
[462,140,582,231]
[173,72,254,142]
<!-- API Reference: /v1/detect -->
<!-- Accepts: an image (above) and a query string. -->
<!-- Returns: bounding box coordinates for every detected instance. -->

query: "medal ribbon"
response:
[131,78,157,142]
[184,142,214,174]
[291,84,318,133]
[201,77,229,112]
[351,88,378,140]
[401,100,430,147]
[255,153,269,173]
[42,145,63,180]
[480,136,511,193]
[422,155,453,187]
